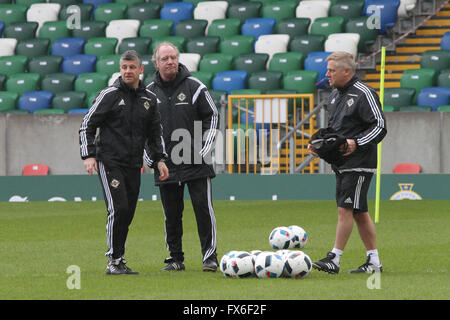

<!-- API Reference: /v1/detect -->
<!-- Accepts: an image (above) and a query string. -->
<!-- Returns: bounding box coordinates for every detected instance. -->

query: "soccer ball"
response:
[284,251,312,279]
[269,226,292,250]
[227,251,255,278]
[220,251,242,277]
[288,225,308,249]
[254,252,285,278]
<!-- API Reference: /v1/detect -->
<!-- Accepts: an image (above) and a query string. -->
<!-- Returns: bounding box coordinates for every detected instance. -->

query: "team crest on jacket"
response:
[177,92,186,101]
[110,179,120,188]
[346,98,354,107]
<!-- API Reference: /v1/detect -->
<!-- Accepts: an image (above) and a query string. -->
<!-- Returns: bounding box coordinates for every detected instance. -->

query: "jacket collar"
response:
[154,63,190,88]
[113,76,145,94]
[337,75,358,94]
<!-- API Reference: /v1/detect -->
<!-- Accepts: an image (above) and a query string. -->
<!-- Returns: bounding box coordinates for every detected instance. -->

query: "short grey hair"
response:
[152,42,179,63]
[120,50,142,66]
[326,51,356,75]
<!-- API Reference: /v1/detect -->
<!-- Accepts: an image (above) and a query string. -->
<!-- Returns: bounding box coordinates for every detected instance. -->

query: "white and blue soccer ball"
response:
[283,251,312,279]
[254,251,285,278]
[269,226,292,250]
[288,225,308,249]
[226,251,255,278]
[220,251,242,277]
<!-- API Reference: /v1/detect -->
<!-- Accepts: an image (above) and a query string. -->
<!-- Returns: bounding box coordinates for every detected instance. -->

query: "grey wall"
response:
[0,112,449,176]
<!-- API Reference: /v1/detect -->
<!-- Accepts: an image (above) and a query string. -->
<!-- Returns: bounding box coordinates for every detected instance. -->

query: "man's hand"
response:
[84,158,98,176]
[157,161,169,181]
[342,139,357,156]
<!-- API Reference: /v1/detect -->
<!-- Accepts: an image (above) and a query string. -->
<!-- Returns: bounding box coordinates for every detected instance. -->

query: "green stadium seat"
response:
[143,73,154,86]
[0,4,27,26]
[59,3,94,22]
[275,18,310,38]
[72,21,107,40]
[16,0,45,6]
[0,74,6,91]
[52,91,87,112]
[27,55,63,77]
[230,88,261,110]
[126,2,161,22]
[420,50,450,73]
[233,53,269,74]
[139,19,173,39]
[289,35,326,56]
[94,3,127,23]
[3,21,38,41]
[38,21,71,43]
[95,54,121,77]
[185,36,220,56]
[382,105,396,112]
[6,73,41,95]
[84,37,118,57]
[437,105,450,111]
[219,35,254,58]
[141,54,156,76]
[398,105,432,112]
[310,17,345,37]
[34,108,65,114]
[330,0,364,22]
[400,68,436,104]
[115,0,144,6]
[118,37,152,55]
[75,72,109,97]
[0,55,28,76]
[50,0,82,6]
[383,88,416,111]
[41,73,76,94]
[283,70,319,94]
[15,38,50,58]
[269,52,304,74]
[199,53,234,74]
[345,17,377,53]
[151,36,186,53]
[190,71,214,88]
[175,19,208,38]
[207,18,241,40]
[438,69,450,87]
[0,91,19,112]
[261,0,296,23]
[247,71,283,92]
[227,1,262,24]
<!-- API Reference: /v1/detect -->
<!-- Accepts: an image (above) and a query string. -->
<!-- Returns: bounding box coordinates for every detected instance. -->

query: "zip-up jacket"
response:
[145,63,219,185]
[326,76,387,173]
[79,76,166,168]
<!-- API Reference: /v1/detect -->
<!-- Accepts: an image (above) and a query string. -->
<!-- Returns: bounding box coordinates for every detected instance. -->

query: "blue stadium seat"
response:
[417,87,450,111]
[0,21,4,37]
[160,2,194,31]
[213,70,248,93]
[364,0,400,34]
[83,0,112,10]
[62,54,97,76]
[241,18,276,40]
[68,108,89,114]
[304,51,332,89]
[18,91,53,114]
[441,31,450,50]
[51,38,86,58]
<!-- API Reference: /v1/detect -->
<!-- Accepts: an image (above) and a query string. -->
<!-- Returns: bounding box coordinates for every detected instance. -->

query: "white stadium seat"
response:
[106,20,141,52]
[194,1,228,30]
[0,38,18,57]
[398,0,417,18]
[254,34,290,67]
[296,0,331,25]
[179,53,201,72]
[325,33,360,61]
[27,3,61,35]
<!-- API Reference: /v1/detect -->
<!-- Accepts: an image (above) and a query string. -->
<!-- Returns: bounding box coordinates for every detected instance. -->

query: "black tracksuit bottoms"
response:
[98,161,141,260]
[159,177,217,263]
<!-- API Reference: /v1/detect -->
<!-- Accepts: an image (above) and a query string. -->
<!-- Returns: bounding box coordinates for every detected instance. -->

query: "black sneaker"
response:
[106,258,139,275]
[312,252,340,274]
[349,255,383,274]
[202,256,218,272]
[162,257,185,271]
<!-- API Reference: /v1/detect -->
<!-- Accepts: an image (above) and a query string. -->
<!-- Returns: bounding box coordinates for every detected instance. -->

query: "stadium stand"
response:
[18,90,53,113]
[213,70,247,93]
[22,163,49,176]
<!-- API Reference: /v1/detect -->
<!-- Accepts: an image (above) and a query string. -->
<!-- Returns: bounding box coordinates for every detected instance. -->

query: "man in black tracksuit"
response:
[145,42,219,272]
[79,50,169,275]
[308,52,387,275]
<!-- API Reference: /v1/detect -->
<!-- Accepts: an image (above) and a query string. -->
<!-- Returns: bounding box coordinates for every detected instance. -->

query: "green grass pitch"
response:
[1,200,449,300]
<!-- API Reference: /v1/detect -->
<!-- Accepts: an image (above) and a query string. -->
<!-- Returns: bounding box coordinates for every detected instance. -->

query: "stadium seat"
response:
[62,54,97,76]
[398,105,431,112]
[207,18,241,39]
[0,38,18,56]
[126,2,161,23]
[68,108,89,114]
[441,31,450,50]
[0,55,28,76]
[0,92,19,113]
[26,3,61,34]
[420,50,450,73]
[295,0,331,25]
[304,51,332,88]
[22,163,49,176]
[325,33,360,60]
[283,70,319,94]
[38,20,70,43]
[247,71,283,92]
[139,19,173,39]
[219,35,254,58]
[118,37,151,55]
[437,105,450,111]
[160,2,194,29]
[397,0,417,18]
[185,36,220,56]
[75,72,109,97]
[41,73,76,94]
[400,68,436,103]
[59,3,94,23]
[227,1,262,24]
[193,1,228,28]
[95,54,121,76]
[363,0,400,34]
[94,2,126,23]
[438,69,450,87]
[151,36,186,53]
[72,21,107,39]
[417,87,450,111]
[289,34,326,56]
[393,163,421,174]
[190,71,214,88]
[241,18,276,40]
[383,88,415,110]
[262,0,296,23]
[345,16,377,53]
[174,19,208,38]
[329,0,364,22]
[84,37,118,57]
[275,18,310,38]
[254,34,290,67]
[34,108,65,114]
[179,53,201,72]
[310,16,345,38]
[52,91,87,112]
[15,38,50,58]
[4,22,38,41]
[269,52,304,74]
[213,70,248,93]
[141,54,156,76]
[0,4,27,26]
[233,53,269,74]
[83,0,112,10]
[106,20,140,50]
[51,38,85,57]
[6,73,40,95]
[18,91,53,113]
[199,53,234,74]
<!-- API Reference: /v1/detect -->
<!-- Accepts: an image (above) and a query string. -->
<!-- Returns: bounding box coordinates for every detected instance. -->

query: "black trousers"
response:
[159,177,217,263]
[98,161,141,260]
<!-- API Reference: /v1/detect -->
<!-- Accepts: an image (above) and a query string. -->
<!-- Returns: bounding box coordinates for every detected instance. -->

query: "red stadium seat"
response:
[22,163,49,176]
[393,163,421,174]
